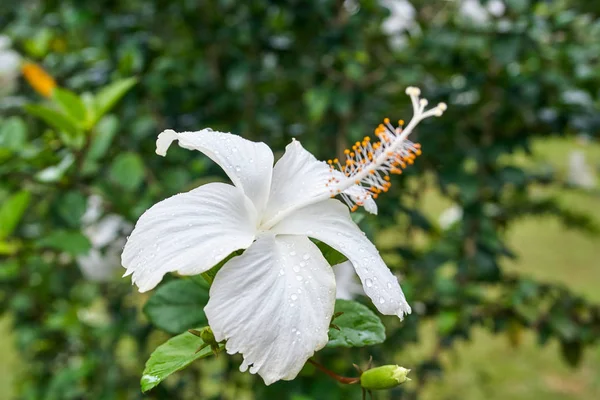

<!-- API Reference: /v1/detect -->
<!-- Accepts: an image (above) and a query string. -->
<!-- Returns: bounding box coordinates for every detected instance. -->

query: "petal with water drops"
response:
[262,140,333,225]
[156,129,274,213]
[205,234,336,385]
[271,199,411,319]
[122,183,257,292]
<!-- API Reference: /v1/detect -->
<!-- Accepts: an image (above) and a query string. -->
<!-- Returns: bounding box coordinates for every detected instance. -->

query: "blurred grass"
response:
[413,137,600,400]
[0,316,19,400]
[0,137,598,399]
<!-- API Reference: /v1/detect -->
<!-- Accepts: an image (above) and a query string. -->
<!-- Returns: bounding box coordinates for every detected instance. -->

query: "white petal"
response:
[205,234,336,385]
[156,129,274,213]
[262,140,333,224]
[122,183,257,292]
[271,200,411,318]
[341,180,378,215]
[333,261,365,300]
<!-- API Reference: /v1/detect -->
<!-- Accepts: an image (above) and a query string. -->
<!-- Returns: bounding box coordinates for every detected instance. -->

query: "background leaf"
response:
[93,77,137,121]
[0,191,31,240]
[144,279,209,334]
[327,299,386,348]
[52,88,87,124]
[141,330,221,392]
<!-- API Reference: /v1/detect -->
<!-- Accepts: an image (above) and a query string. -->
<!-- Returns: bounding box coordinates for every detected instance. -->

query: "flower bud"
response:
[360,365,411,390]
[199,327,218,346]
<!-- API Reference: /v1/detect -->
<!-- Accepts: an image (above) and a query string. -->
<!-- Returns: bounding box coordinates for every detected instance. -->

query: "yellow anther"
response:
[399,119,405,126]
[333,158,339,164]
[384,176,390,181]
[327,159,333,165]
[344,149,350,155]
[384,117,390,124]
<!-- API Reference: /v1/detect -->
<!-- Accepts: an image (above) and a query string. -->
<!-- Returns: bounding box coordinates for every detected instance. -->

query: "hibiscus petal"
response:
[261,140,331,224]
[271,200,411,318]
[156,129,274,213]
[122,183,257,292]
[205,234,336,385]
[262,140,377,225]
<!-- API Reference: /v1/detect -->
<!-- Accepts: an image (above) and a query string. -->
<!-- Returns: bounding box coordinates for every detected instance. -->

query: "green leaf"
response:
[36,230,91,255]
[55,191,87,228]
[303,87,330,122]
[315,241,347,266]
[141,330,221,392]
[93,77,137,121]
[82,115,120,175]
[0,191,31,240]
[327,299,385,348]
[0,117,28,152]
[24,104,80,138]
[144,279,209,334]
[52,88,87,124]
[108,152,145,191]
[87,115,119,161]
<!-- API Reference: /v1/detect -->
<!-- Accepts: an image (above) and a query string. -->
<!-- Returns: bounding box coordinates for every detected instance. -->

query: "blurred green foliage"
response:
[1,0,599,399]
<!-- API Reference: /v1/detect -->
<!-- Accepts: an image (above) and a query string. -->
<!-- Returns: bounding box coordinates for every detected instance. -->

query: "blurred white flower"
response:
[487,0,506,17]
[459,0,505,25]
[380,0,416,48]
[438,205,463,229]
[77,196,132,282]
[333,261,365,300]
[567,150,596,189]
[122,87,445,385]
[0,35,21,97]
[459,0,489,25]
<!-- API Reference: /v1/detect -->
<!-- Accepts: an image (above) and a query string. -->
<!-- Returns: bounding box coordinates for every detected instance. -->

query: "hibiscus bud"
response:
[199,327,217,345]
[360,365,411,390]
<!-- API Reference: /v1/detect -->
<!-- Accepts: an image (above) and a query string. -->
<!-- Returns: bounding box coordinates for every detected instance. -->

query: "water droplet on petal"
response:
[299,261,306,267]
[291,294,298,301]
[303,254,310,260]
[379,297,386,304]
[290,251,296,256]
[387,282,392,289]
[293,265,300,273]
[366,278,373,288]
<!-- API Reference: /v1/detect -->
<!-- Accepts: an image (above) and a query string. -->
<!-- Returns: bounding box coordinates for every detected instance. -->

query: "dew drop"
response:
[235,165,241,172]
[303,254,310,260]
[299,261,306,267]
[296,275,303,281]
[291,294,298,301]
[290,251,297,256]
[293,265,300,273]
[366,278,373,288]
[279,269,285,276]
[379,297,386,304]
[387,282,392,289]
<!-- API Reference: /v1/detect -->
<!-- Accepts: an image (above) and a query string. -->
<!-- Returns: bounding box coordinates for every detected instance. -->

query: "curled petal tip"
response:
[156,129,178,156]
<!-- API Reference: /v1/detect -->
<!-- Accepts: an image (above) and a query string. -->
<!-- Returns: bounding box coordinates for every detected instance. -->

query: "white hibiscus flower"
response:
[122,87,446,385]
